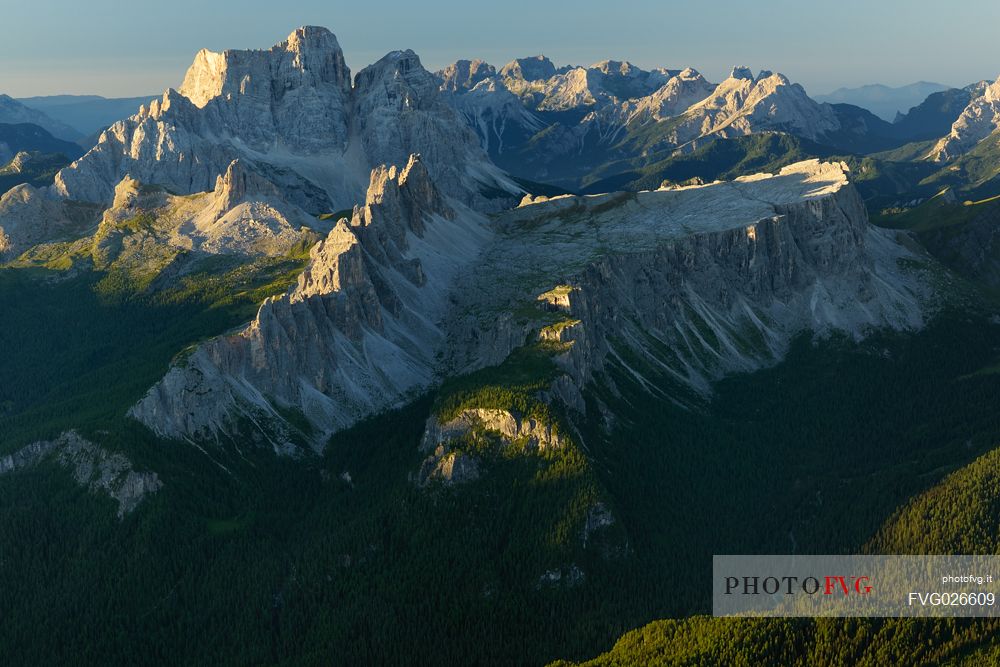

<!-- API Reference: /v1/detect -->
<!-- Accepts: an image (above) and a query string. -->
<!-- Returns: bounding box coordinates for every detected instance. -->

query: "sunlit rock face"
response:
[930,76,1000,160]
[52,27,518,215]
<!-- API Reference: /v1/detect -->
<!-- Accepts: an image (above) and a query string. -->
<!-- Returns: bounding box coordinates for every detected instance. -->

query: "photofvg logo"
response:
[723,574,873,597]
[713,555,1000,618]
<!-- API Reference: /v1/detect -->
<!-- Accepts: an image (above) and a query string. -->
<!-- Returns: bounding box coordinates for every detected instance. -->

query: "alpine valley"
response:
[6,25,1000,667]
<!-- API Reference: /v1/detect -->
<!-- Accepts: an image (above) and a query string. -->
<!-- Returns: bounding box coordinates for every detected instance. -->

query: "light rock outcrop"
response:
[419,449,481,486]
[6,151,32,173]
[420,408,567,454]
[88,159,325,263]
[0,431,162,517]
[417,407,567,486]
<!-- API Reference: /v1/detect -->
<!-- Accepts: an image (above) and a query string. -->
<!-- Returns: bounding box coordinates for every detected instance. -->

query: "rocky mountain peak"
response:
[437,59,497,92]
[51,27,515,214]
[213,159,281,209]
[984,76,1000,102]
[8,151,31,173]
[500,56,557,82]
[709,68,802,99]
[292,220,363,301]
[284,25,339,52]
[354,49,435,96]
[111,175,142,210]
[590,60,639,77]
[965,80,992,96]
[360,153,452,236]
[141,88,194,120]
[131,150,488,443]
[930,74,1000,160]
[397,153,451,220]
[729,66,755,81]
[671,68,839,147]
[621,68,717,123]
[178,25,351,109]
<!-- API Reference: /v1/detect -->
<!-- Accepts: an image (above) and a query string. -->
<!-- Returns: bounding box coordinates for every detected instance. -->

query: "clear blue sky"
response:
[3,0,999,97]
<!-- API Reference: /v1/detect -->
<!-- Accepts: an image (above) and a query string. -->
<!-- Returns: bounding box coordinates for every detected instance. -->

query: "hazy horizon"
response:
[2,0,999,98]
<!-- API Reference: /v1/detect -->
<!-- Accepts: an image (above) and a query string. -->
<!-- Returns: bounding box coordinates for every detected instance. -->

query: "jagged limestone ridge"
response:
[130,154,489,449]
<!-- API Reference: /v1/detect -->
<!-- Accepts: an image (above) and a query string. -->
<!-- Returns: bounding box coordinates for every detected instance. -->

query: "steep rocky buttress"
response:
[130,154,493,448]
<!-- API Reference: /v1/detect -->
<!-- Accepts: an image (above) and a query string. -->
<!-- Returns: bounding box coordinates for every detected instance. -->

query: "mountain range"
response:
[432,57,988,192]
[5,25,1000,667]
[14,94,160,136]
[814,81,951,120]
[0,94,82,141]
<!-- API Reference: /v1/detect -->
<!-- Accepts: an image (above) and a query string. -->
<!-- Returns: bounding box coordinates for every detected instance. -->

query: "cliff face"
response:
[179,26,351,115]
[132,159,928,450]
[417,408,568,486]
[441,160,925,397]
[52,27,517,215]
[549,185,923,395]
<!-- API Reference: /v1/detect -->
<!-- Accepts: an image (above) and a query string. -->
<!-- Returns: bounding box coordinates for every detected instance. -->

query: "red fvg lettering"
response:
[824,576,873,595]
